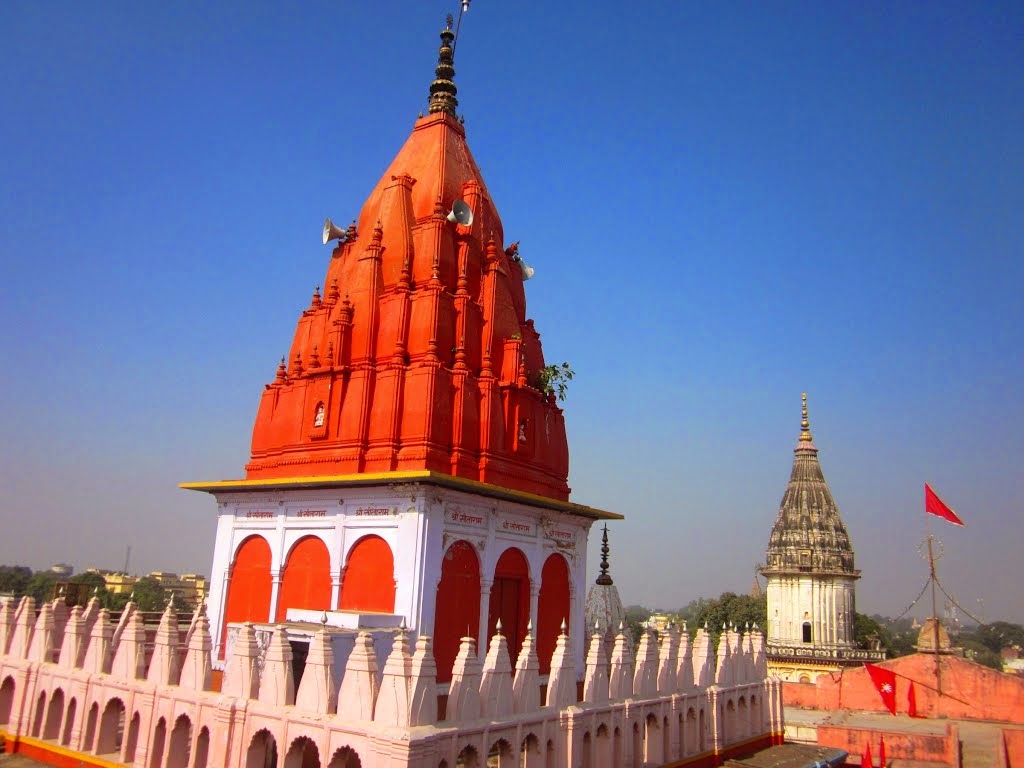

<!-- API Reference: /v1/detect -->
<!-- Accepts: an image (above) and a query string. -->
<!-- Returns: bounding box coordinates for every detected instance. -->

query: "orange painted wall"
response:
[222,536,272,655]
[781,681,818,708]
[338,535,396,613]
[812,654,1024,724]
[276,536,332,621]
[434,540,480,683]
[487,547,530,666]
[1002,729,1024,767]
[537,553,570,676]
[816,723,958,766]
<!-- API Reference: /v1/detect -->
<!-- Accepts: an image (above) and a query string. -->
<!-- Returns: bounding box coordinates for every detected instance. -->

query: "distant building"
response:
[48,563,73,578]
[147,572,207,604]
[100,571,137,595]
[760,394,883,682]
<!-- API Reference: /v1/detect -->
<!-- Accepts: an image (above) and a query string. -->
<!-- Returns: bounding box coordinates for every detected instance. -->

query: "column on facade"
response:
[529,583,540,634]
[330,568,343,609]
[477,578,493,657]
[268,569,282,622]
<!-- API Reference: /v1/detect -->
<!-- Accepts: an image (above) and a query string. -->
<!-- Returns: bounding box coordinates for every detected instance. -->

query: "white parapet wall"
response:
[0,595,784,768]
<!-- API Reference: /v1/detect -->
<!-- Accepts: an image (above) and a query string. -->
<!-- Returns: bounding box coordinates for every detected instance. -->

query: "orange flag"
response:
[863,739,873,768]
[908,681,919,717]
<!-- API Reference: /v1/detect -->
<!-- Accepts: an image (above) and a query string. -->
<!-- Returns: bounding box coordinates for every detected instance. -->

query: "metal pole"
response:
[927,535,941,696]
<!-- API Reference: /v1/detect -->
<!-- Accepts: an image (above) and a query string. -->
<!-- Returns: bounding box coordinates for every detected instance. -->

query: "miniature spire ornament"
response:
[800,391,812,442]
[596,524,613,586]
[427,16,459,116]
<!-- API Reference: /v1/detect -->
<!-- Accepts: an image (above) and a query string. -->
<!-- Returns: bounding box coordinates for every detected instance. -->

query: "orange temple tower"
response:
[184,18,619,680]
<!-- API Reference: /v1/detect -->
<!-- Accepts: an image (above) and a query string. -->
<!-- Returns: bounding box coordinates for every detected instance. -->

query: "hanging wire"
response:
[892,576,933,621]
[934,574,986,626]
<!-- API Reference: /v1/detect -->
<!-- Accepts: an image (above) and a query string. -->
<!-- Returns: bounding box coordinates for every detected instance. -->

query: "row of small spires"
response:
[0,592,768,728]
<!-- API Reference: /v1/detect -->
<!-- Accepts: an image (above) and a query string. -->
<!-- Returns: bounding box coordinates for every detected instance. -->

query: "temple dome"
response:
[245,20,570,500]
[761,394,857,577]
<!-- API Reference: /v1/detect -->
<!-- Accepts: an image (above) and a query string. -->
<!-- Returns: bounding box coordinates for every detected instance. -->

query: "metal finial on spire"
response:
[800,392,813,442]
[427,17,459,117]
[596,524,614,586]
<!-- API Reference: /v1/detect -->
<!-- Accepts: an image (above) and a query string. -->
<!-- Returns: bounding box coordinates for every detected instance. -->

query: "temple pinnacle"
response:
[800,392,813,442]
[427,17,459,117]
[596,524,614,586]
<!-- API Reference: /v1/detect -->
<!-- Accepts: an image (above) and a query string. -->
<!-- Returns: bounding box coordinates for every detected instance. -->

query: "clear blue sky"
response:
[1,2,1021,623]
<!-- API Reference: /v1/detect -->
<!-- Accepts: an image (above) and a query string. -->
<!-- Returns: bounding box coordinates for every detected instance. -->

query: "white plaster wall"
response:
[766,574,856,648]
[205,482,595,673]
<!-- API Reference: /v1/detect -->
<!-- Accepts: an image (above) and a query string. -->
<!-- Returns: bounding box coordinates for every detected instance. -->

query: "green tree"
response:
[974,621,1024,654]
[132,576,168,612]
[854,612,893,654]
[624,604,652,646]
[25,571,58,603]
[0,565,33,596]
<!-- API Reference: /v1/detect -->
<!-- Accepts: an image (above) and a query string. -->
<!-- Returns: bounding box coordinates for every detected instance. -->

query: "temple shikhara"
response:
[760,395,885,682]
[0,15,782,768]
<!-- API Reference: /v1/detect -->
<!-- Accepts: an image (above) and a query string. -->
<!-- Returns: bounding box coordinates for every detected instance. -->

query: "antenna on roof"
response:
[453,0,471,54]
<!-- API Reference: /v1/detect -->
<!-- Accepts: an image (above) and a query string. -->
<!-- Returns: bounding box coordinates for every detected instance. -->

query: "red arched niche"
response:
[275,535,331,621]
[537,552,571,675]
[433,540,481,683]
[487,547,530,667]
[338,535,396,613]
[222,536,272,657]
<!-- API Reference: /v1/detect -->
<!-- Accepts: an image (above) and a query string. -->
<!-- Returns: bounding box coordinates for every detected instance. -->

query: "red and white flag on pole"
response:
[864,663,898,715]
[925,483,965,527]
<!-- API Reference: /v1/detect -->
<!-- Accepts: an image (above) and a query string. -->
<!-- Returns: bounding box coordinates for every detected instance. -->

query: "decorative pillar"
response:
[268,569,282,621]
[477,578,492,657]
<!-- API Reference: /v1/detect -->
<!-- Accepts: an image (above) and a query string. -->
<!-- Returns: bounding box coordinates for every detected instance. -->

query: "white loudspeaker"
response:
[446,199,474,227]
[519,260,535,280]
[322,217,348,245]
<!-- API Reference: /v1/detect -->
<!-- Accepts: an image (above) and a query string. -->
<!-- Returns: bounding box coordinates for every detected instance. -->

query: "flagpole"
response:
[926,532,942,696]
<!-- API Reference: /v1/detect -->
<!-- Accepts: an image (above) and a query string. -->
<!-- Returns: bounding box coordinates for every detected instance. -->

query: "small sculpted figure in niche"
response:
[519,420,527,443]
[314,403,325,428]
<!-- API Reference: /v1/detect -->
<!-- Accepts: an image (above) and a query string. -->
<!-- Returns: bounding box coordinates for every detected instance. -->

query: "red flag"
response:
[862,740,873,768]
[908,681,919,717]
[864,663,898,715]
[879,735,887,768]
[925,483,965,526]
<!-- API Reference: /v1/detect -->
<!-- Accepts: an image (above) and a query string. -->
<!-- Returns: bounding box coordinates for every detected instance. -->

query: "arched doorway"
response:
[433,540,481,683]
[284,736,320,768]
[96,698,125,756]
[520,734,541,768]
[0,677,14,726]
[326,746,360,768]
[43,688,64,740]
[167,714,192,768]
[124,712,141,764]
[222,536,273,655]
[31,691,46,738]
[338,535,395,613]
[246,729,278,768]
[149,718,167,768]
[61,698,77,746]
[277,536,331,621]
[195,727,210,768]
[537,553,570,674]
[487,548,530,666]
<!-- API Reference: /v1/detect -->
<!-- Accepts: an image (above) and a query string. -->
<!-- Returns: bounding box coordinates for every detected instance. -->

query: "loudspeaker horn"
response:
[446,199,474,227]
[519,260,535,280]
[322,217,348,245]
